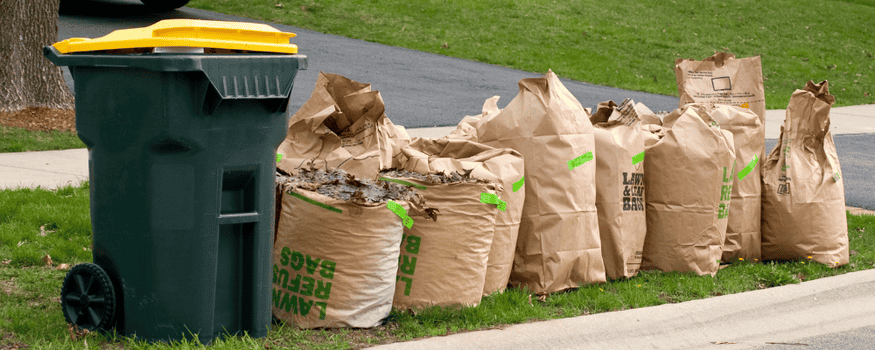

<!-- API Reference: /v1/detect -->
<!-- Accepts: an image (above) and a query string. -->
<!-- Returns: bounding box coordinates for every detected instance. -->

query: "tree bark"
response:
[0,0,75,112]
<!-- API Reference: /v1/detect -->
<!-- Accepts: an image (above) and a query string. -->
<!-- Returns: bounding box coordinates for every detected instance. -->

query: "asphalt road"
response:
[747,325,875,350]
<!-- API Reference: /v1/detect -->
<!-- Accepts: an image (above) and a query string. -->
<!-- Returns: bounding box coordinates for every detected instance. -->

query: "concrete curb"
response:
[369,269,875,350]
[847,207,875,217]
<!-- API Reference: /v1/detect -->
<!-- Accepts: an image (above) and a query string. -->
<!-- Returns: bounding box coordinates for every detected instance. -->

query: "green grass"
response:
[2,182,874,349]
[0,182,93,267]
[187,0,875,108]
[0,126,85,153]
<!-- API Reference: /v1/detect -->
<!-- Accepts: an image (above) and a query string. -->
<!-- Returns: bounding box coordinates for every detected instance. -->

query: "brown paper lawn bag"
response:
[590,99,652,279]
[448,70,606,294]
[379,167,501,309]
[272,168,425,328]
[761,80,848,267]
[276,72,410,179]
[709,104,764,261]
[675,54,768,262]
[392,137,525,295]
[590,99,648,279]
[641,103,736,276]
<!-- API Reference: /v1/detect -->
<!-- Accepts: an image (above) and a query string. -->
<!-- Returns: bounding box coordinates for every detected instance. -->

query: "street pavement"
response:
[2,1,874,348]
[747,325,875,350]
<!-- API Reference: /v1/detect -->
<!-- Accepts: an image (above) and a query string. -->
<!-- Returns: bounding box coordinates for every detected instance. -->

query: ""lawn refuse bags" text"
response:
[273,168,430,328]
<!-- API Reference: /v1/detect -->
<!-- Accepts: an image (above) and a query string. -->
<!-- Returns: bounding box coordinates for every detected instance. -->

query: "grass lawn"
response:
[1,182,874,349]
[187,0,875,109]
[0,126,85,153]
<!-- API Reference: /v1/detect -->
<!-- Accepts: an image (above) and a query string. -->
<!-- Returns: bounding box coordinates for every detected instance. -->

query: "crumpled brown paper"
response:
[276,72,410,179]
[761,80,848,267]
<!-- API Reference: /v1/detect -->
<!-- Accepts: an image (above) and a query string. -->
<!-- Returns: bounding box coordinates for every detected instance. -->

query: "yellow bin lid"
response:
[53,19,298,54]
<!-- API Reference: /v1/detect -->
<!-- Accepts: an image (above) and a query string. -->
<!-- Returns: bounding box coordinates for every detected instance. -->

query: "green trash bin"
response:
[44,19,307,344]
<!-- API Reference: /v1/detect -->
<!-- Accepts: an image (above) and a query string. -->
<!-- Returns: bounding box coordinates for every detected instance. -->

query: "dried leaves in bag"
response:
[379,165,501,308]
[391,137,525,295]
[273,168,430,328]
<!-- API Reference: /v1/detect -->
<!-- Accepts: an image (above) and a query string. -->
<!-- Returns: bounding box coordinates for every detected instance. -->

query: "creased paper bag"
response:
[272,188,404,328]
[448,70,606,294]
[710,105,764,261]
[276,72,410,178]
[381,169,501,309]
[590,99,648,279]
[393,138,525,295]
[675,52,766,122]
[641,104,736,276]
[761,80,848,267]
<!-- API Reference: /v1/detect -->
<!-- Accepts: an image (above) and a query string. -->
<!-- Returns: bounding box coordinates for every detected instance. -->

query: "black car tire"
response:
[140,0,191,11]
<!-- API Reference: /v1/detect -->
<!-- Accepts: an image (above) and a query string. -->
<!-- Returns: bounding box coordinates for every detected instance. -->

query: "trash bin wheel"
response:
[61,263,116,331]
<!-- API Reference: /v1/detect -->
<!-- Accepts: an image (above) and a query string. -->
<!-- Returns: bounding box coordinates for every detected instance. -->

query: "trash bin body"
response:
[45,24,306,343]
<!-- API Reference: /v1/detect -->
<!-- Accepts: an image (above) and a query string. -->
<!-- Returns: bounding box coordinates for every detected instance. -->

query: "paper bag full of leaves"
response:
[675,53,766,122]
[380,168,500,308]
[446,70,606,294]
[761,80,848,267]
[276,72,410,179]
[590,99,648,279]
[641,104,736,276]
[709,104,764,261]
[392,137,525,295]
[272,167,427,328]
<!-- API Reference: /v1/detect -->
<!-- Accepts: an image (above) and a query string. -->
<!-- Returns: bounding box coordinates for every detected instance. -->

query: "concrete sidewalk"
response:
[371,269,875,350]
[764,104,875,139]
[1,105,874,191]
[0,148,88,190]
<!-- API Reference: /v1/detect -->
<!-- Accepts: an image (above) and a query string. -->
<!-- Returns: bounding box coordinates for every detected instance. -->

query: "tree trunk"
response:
[0,0,75,112]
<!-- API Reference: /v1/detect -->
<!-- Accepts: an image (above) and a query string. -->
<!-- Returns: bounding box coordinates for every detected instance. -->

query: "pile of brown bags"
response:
[272,52,849,328]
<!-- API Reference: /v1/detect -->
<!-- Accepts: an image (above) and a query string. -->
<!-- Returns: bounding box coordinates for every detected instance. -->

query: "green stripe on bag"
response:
[288,191,343,214]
